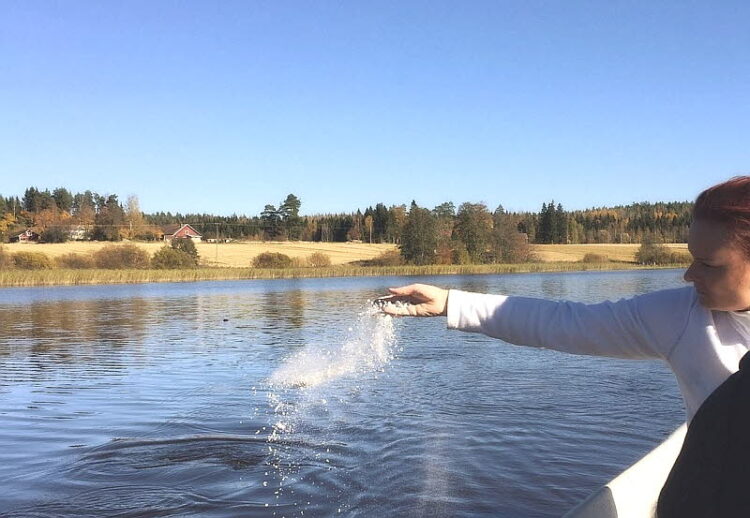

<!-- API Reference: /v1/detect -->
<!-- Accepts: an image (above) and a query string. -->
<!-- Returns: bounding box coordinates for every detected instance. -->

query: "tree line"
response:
[0,186,693,265]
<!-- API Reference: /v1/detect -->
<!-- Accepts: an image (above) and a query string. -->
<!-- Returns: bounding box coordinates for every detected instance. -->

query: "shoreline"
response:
[0,262,687,288]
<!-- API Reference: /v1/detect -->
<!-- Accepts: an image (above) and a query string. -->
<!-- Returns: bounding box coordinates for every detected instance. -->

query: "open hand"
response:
[375,284,449,317]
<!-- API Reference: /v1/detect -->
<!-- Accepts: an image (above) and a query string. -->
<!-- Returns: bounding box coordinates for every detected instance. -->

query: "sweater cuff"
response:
[446,289,480,329]
[447,289,509,331]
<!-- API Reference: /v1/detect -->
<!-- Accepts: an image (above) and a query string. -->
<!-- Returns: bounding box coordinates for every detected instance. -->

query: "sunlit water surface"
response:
[0,270,686,517]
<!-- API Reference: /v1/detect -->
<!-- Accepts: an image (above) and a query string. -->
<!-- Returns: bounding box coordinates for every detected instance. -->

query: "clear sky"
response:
[1,1,748,216]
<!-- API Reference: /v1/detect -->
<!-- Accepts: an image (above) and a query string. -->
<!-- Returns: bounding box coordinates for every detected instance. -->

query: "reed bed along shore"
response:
[0,261,689,288]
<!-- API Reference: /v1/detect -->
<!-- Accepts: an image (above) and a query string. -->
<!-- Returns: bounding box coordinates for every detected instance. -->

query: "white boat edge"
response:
[563,424,687,518]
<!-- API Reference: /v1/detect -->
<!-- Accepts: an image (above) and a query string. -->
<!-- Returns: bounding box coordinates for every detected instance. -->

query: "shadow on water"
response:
[2,432,318,518]
[68,434,273,478]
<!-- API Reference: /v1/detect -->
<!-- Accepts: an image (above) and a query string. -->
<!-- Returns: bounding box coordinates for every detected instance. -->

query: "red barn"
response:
[161,224,202,242]
[11,229,39,243]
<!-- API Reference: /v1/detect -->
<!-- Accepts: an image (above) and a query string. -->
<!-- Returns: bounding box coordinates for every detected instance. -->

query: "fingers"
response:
[387,284,419,296]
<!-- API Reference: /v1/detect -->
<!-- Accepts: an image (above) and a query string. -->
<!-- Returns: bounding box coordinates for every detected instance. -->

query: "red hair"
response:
[694,176,750,256]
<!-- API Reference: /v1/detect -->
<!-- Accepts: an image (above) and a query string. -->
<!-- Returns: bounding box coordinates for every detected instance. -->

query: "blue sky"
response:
[1,1,748,215]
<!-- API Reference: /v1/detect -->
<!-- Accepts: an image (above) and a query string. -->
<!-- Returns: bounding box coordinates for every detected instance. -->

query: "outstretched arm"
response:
[378,284,696,360]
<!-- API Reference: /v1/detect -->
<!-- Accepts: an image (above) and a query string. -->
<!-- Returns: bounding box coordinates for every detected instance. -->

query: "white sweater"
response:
[446,286,748,421]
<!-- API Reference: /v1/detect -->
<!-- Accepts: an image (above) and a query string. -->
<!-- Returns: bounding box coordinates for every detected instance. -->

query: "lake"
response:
[0,270,687,517]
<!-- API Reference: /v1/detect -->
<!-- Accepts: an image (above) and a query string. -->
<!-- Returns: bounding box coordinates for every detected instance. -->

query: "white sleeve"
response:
[446,287,695,359]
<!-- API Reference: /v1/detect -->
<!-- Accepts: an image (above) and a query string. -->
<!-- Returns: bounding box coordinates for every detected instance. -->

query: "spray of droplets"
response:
[259,305,400,516]
[269,305,397,389]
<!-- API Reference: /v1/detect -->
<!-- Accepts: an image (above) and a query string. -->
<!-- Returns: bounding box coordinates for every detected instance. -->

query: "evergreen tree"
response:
[22,187,40,212]
[432,201,456,219]
[373,203,389,242]
[91,194,124,241]
[554,203,568,244]
[400,201,437,265]
[261,204,283,240]
[537,202,552,243]
[52,187,74,212]
[279,194,303,240]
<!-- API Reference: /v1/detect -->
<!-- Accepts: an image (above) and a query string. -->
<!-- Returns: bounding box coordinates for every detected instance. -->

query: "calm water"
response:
[0,270,687,517]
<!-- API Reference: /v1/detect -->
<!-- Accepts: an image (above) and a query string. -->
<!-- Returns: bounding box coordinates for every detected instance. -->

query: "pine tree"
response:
[279,194,302,240]
[261,204,283,240]
[400,201,437,265]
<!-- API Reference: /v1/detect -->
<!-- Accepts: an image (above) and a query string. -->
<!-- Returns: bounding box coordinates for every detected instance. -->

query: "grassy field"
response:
[0,241,691,287]
[532,243,688,262]
[3,241,397,267]
[3,241,688,266]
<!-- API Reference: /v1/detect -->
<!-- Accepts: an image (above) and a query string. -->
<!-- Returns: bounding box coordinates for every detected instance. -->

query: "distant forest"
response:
[0,186,693,265]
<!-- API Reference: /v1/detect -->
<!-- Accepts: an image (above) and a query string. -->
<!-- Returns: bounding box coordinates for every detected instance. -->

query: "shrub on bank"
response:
[636,243,691,265]
[13,251,53,270]
[133,227,162,241]
[151,246,197,269]
[669,251,693,265]
[171,238,199,265]
[581,253,609,264]
[93,244,150,269]
[252,252,293,268]
[39,227,68,243]
[56,253,95,269]
[306,252,332,268]
[450,242,471,265]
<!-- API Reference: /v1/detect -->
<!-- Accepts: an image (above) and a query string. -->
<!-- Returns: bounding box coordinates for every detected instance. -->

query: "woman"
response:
[380,176,750,422]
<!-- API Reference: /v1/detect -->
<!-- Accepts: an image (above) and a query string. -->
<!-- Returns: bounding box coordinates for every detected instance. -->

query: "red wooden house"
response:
[10,229,39,243]
[161,224,202,242]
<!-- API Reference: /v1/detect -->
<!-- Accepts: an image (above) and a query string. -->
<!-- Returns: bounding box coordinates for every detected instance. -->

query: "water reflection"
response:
[0,270,689,518]
[258,289,307,330]
[0,298,152,348]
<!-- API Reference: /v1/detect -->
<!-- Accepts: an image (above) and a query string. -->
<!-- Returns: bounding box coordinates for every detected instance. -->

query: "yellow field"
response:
[531,243,688,262]
[3,241,690,267]
[3,241,398,267]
